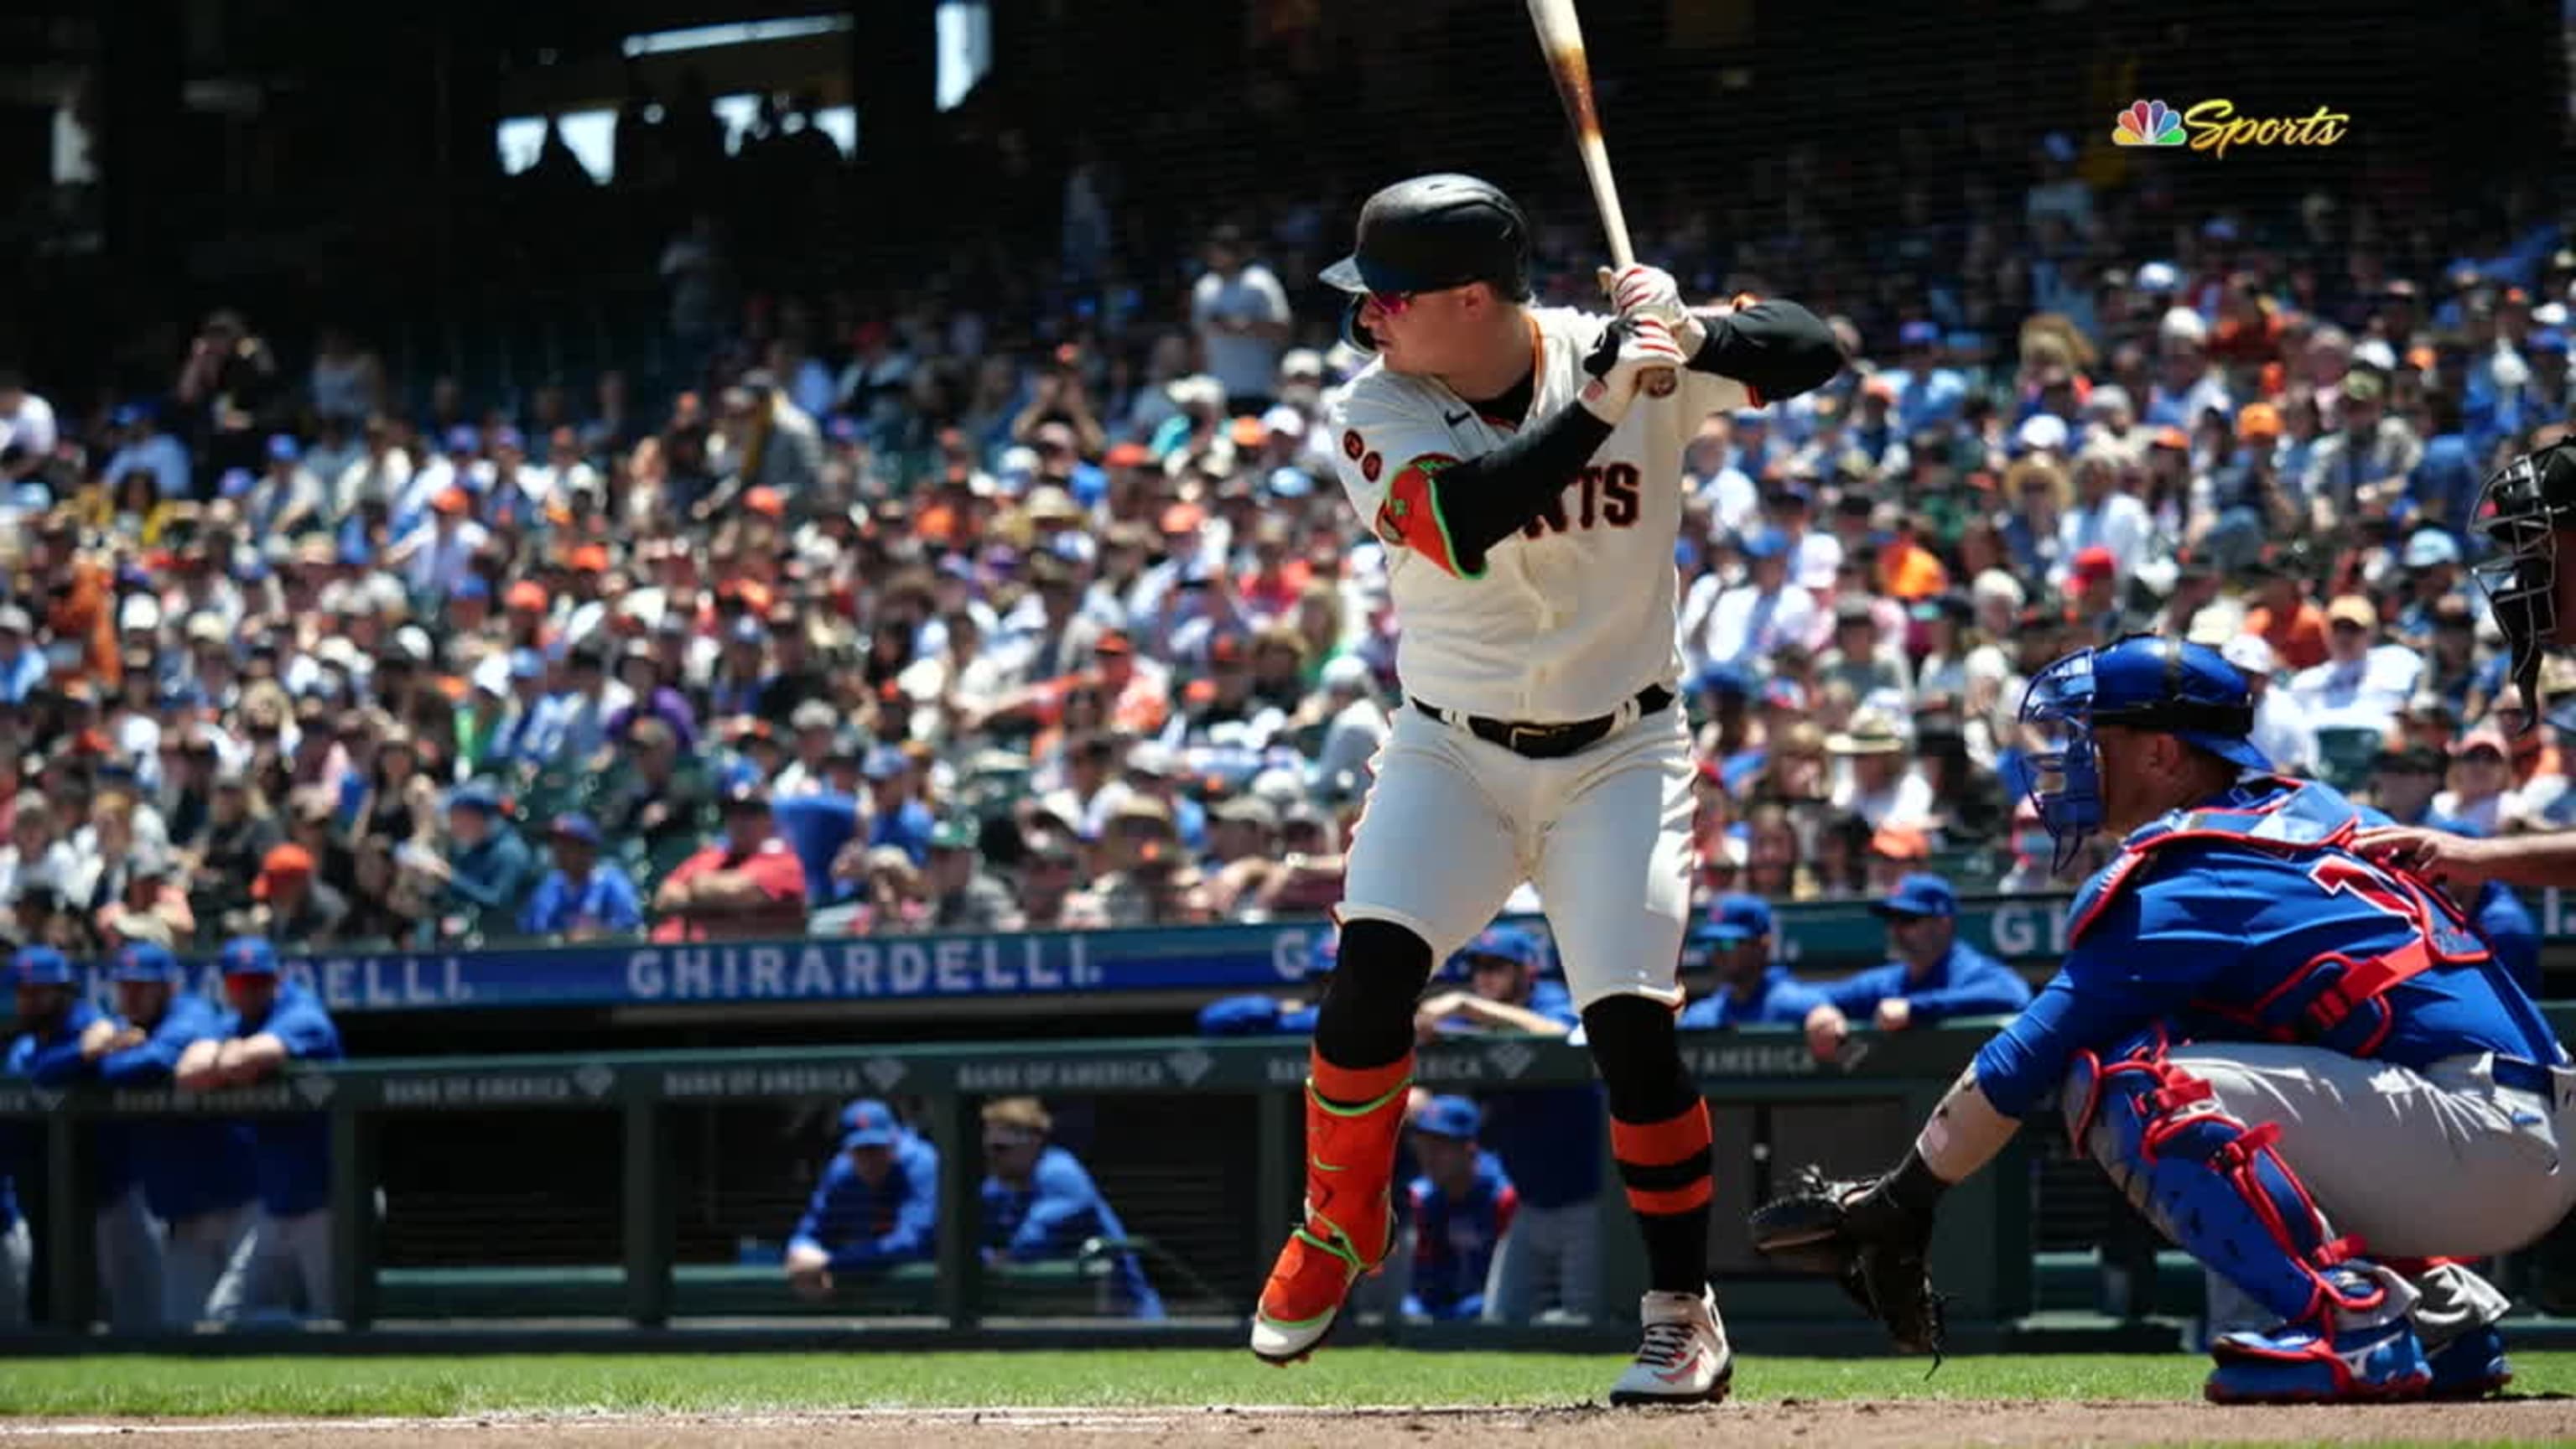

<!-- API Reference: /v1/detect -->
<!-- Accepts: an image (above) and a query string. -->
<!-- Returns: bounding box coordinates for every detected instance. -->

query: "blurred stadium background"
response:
[0,0,2573,1357]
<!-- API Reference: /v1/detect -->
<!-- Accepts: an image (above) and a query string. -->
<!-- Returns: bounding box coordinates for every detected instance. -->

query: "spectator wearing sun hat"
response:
[2288,595,2422,736]
[519,812,642,941]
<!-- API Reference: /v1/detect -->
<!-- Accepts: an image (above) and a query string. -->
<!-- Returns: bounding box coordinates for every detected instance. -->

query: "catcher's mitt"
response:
[1748,1165,1945,1357]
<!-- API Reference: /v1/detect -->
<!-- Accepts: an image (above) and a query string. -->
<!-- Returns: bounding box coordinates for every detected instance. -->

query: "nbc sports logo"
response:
[2113,99,2185,147]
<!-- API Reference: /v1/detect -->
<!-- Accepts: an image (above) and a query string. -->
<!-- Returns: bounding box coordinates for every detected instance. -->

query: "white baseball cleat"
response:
[1607,1286,1735,1406]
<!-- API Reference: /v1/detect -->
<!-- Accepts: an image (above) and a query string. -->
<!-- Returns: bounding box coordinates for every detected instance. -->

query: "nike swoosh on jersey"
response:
[1444,409,1472,426]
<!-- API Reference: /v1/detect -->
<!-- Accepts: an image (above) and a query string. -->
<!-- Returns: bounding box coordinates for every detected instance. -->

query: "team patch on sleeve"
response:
[1374,454,1480,579]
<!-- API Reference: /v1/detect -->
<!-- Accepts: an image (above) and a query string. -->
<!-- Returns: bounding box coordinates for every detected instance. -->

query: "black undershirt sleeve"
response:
[1419,299,1839,577]
[1685,299,1846,404]
[1419,400,1615,576]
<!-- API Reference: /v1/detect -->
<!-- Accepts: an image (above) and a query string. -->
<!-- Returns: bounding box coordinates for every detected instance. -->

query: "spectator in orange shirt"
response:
[2239,558,2328,672]
[652,782,809,942]
[1875,512,1950,601]
[1093,631,1171,738]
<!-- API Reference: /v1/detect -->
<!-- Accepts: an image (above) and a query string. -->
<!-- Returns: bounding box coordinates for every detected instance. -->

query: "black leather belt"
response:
[1410,684,1674,761]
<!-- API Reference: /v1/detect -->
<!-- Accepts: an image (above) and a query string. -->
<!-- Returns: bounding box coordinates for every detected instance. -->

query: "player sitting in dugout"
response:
[978,1096,1165,1320]
[1800,873,2033,1063]
[785,1098,940,1302]
[1678,893,1818,1029]
[1401,1095,1515,1322]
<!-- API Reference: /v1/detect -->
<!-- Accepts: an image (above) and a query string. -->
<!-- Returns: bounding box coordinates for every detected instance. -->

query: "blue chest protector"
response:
[2066,777,2503,1063]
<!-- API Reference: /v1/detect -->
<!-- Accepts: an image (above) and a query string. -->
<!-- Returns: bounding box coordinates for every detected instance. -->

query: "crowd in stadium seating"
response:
[0,123,2568,959]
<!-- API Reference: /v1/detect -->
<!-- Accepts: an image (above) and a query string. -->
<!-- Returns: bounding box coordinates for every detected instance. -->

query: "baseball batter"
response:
[1249,173,1840,1403]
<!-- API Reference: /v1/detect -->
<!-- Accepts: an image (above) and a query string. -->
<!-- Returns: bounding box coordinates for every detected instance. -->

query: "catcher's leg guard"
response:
[2062,1027,2428,1403]
[1249,1049,1410,1363]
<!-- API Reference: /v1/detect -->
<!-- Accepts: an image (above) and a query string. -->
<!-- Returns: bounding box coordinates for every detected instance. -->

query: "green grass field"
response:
[3,1350,2573,1418]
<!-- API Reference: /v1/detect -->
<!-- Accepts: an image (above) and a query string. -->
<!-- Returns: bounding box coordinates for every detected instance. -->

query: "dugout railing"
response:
[4,1016,2574,1354]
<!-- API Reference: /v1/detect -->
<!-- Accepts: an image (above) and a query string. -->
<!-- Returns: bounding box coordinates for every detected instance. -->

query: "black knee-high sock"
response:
[1584,996,1715,1297]
[1311,919,1436,1073]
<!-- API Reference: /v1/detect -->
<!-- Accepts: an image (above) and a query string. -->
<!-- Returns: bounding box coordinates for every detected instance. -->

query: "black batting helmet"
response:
[1323,174,1531,302]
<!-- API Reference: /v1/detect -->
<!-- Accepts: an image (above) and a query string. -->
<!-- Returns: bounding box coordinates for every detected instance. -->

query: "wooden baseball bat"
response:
[1525,0,1675,396]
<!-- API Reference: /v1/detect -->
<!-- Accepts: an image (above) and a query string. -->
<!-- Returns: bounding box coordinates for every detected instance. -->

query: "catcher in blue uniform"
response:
[1752,634,2576,1402]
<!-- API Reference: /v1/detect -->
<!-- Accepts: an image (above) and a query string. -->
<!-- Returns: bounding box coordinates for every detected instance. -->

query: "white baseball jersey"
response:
[1326,305,1753,722]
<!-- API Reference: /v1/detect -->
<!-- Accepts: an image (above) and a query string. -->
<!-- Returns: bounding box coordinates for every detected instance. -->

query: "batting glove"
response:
[1599,263,1709,356]
[1578,314,1690,423]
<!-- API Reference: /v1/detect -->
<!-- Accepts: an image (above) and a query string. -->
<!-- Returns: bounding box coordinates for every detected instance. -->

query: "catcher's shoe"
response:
[1607,1287,1735,1406]
[1249,1076,1405,1364]
[2423,1324,2511,1400]
[2205,1272,2431,1405]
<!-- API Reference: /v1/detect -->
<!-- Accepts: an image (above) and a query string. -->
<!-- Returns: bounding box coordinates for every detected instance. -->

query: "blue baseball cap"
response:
[221,937,279,978]
[267,434,301,464]
[110,942,182,984]
[549,812,601,846]
[1706,893,1775,943]
[862,745,909,782]
[1740,528,1790,561]
[10,945,72,987]
[839,1098,901,1149]
[1873,873,1958,920]
[1453,924,1543,973]
[1898,319,1941,348]
[1691,662,1753,701]
[1415,1095,1482,1141]
[2531,330,2568,356]
[507,648,546,680]
[444,424,481,454]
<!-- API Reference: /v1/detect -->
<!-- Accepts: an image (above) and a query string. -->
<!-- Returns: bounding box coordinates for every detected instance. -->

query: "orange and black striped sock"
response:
[1611,1098,1715,1296]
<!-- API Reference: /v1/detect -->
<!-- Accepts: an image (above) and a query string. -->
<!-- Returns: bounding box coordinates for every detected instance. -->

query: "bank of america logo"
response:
[2114,99,2184,146]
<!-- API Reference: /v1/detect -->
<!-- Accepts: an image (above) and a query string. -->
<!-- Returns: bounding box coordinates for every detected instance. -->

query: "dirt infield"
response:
[5,1400,2574,1448]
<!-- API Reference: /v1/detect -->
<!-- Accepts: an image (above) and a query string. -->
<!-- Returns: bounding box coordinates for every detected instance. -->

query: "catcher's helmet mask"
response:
[2475,437,2576,728]
[2018,634,2259,877]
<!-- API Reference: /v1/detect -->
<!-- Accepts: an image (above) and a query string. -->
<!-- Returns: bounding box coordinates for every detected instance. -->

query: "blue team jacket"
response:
[1680,964,1824,1029]
[79,994,258,1223]
[980,1145,1164,1319]
[1975,776,2564,1119]
[228,983,342,1217]
[10,1001,137,1204]
[1808,942,2033,1025]
[1465,981,1602,1211]
[1404,1152,1515,1321]
[789,1136,941,1270]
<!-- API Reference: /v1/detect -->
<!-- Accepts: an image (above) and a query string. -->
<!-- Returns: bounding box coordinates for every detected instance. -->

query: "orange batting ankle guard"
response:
[1252,1052,1412,1360]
